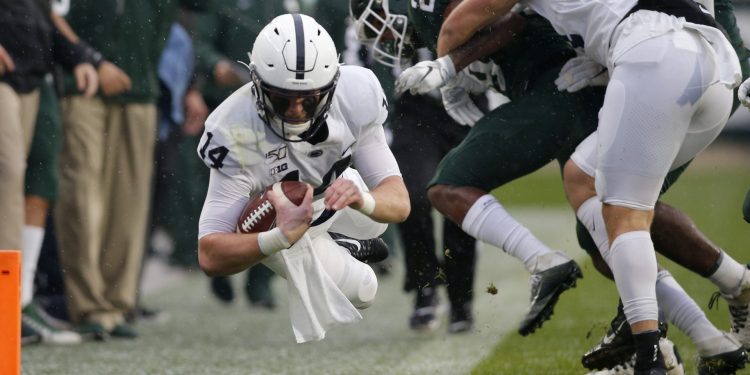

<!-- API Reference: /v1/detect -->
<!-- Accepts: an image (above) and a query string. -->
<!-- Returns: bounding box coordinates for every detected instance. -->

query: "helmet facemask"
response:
[250,64,339,141]
[350,0,415,67]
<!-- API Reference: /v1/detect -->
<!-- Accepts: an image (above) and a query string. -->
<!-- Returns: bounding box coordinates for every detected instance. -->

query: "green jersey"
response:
[408,0,574,99]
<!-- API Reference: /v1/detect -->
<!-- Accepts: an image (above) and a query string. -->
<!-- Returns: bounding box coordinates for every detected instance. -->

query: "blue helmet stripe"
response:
[292,13,305,80]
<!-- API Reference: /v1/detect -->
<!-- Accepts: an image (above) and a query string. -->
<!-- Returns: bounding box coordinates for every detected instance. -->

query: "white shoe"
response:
[659,337,684,375]
[22,303,82,345]
[711,265,750,349]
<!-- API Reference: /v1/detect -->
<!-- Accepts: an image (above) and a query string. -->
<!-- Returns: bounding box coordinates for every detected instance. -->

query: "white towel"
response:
[280,233,362,343]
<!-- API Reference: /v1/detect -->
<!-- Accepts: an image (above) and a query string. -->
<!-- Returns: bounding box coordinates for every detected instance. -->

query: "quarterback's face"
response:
[268,90,322,124]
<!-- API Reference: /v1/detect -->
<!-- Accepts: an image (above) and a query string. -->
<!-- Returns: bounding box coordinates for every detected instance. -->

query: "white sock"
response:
[576,197,610,256]
[21,226,44,308]
[462,194,554,272]
[708,250,747,296]
[609,231,659,325]
[656,270,722,348]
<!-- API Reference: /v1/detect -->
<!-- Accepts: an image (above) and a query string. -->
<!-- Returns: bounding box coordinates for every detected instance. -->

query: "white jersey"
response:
[521,0,635,66]
[521,0,741,88]
[197,65,398,199]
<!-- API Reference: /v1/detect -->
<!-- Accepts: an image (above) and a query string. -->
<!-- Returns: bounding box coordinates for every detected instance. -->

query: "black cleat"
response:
[583,301,669,370]
[634,369,667,375]
[696,333,748,375]
[409,287,440,331]
[698,348,748,375]
[448,302,474,334]
[210,276,235,304]
[583,302,636,370]
[329,232,389,264]
[585,337,683,375]
[518,259,583,336]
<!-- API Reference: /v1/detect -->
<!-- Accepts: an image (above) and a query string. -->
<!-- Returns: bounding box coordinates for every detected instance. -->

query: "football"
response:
[236,181,308,233]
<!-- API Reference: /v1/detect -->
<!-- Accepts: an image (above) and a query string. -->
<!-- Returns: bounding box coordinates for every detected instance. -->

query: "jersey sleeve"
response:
[339,67,401,188]
[336,66,390,139]
[198,169,255,238]
[352,124,401,188]
[197,84,267,183]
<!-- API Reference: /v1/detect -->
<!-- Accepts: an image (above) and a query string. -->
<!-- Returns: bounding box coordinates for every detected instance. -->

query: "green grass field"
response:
[476,142,750,374]
[21,141,750,374]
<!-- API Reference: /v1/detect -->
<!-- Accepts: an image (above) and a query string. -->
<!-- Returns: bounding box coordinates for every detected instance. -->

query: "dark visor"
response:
[261,81,335,123]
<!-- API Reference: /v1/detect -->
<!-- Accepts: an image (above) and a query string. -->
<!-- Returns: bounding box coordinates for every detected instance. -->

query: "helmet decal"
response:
[292,13,305,80]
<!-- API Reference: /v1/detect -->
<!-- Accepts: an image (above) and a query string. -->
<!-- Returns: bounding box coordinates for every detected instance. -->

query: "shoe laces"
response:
[709,292,750,333]
[729,304,749,333]
[708,291,722,310]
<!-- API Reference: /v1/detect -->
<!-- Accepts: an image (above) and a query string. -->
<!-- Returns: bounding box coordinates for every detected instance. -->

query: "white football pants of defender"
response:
[262,168,387,308]
[571,27,733,325]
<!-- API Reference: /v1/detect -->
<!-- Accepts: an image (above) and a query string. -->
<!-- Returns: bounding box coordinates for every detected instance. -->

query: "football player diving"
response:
[196,13,410,343]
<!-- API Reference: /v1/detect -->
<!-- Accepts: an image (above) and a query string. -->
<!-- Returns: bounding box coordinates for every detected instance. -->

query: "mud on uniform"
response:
[409,3,605,190]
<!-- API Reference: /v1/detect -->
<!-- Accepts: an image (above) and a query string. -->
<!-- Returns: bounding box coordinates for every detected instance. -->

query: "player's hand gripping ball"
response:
[237,181,308,233]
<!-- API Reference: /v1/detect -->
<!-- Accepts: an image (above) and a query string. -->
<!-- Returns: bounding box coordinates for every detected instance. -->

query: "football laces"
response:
[240,200,273,232]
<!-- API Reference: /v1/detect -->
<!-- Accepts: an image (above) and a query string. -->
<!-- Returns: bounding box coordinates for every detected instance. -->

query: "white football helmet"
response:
[249,14,340,142]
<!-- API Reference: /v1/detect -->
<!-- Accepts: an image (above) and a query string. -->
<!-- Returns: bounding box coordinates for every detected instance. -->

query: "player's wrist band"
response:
[258,227,291,256]
[357,192,376,216]
[437,55,456,80]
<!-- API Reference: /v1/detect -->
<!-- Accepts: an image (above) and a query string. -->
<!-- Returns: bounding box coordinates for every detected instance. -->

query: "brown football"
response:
[236,181,308,233]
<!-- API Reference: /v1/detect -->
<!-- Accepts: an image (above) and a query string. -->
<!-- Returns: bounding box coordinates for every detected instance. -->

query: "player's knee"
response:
[591,251,614,280]
[349,265,378,309]
[427,185,449,211]
[563,159,596,211]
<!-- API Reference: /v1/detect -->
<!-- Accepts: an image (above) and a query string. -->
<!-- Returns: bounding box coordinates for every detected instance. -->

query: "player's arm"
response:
[49,13,98,97]
[198,170,313,276]
[395,10,524,95]
[448,12,526,71]
[438,0,520,57]
[325,127,410,224]
[324,173,410,223]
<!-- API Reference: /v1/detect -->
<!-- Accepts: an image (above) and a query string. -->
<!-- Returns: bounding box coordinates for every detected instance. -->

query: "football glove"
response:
[395,55,456,95]
[554,55,609,93]
[739,77,750,109]
[440,84,484,126]
[453,69,490,95]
